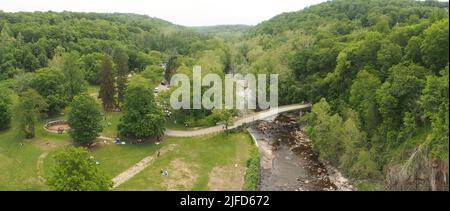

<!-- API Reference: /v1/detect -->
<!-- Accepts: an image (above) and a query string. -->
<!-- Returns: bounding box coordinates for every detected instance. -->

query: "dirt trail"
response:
[36,152,49,183]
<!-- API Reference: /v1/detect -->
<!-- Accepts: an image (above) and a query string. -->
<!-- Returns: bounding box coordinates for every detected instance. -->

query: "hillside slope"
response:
[233,0,449,190]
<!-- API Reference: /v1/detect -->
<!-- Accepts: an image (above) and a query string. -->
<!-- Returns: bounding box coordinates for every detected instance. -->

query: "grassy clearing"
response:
[86,85,122,138]
[0,120,71,190]
[0,119,162,190]
[0,85,146,190]
[116,132,254,191]
[1,118,256,190]
[101,112,122,138]
[93,142,161,178]
[1,85,258,190]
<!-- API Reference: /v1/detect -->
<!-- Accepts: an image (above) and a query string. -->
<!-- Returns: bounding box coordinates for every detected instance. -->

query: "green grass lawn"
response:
[116,132,255,191]
[0,120,71,190]
[1,85,258,191]
[0,86,146,190]
[0,118,161,190]
[0,116,256,190]
[93,142,161,178]
[87,85,122,138]
[101,112,122,138]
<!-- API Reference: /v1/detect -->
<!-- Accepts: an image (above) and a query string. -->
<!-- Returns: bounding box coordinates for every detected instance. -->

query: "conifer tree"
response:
[114,49,129,104]
[99,54,116,111]
[0,23,12,42]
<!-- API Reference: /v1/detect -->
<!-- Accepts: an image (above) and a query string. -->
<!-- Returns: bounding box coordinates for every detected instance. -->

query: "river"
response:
[248,112,355,191]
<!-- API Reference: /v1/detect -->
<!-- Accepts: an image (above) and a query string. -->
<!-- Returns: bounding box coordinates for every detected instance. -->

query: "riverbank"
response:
[248,113,355,191]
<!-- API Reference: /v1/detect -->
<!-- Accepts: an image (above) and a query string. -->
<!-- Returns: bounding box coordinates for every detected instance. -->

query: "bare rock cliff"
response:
[387,144,449,191]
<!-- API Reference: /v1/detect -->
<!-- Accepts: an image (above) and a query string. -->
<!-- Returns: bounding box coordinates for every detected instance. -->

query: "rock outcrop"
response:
[387,144,449,191]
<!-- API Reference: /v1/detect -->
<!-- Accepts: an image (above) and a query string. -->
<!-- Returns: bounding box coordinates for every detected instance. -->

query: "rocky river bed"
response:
[248,113,355,191]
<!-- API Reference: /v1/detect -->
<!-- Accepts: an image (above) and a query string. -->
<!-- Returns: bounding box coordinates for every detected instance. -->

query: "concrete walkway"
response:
[109,103,311,188]
[165,103,311,137]
[112,144,178,188]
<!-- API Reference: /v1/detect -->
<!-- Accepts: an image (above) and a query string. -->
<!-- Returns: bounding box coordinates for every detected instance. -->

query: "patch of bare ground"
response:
[208,138,252,191]
[36,140,70,151]
[47,123,70,132]
[207,164,246,191]
[162,159,199,190]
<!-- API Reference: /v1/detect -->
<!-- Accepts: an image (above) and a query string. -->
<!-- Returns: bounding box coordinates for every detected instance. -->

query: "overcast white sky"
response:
[0,0,328,26]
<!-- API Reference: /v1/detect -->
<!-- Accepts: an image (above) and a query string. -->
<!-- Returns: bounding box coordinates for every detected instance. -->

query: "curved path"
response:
[109,103,311,188]
[165,103,311,137]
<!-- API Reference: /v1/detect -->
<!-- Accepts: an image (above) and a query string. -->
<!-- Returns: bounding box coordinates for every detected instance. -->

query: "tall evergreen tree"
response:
[114,49,129,104]
[99,54,116,111]
[0,23,13,43]
[164,55,179,82]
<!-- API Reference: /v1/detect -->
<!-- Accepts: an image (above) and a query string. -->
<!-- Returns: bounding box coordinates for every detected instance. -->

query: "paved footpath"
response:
[109,103,311,188]
[112,144,178,188]
[165,103,311,137]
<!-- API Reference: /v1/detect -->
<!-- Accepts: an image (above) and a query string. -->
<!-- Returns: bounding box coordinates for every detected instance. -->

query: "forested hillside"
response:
[0,12,203,79]
[0,10,238,190]
[0,0,448,191]
[231,0,449,190]
[0,10,232,119]
[192,25,251,41]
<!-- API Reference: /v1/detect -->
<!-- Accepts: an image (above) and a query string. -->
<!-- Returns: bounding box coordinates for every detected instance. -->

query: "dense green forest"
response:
[0,10,241,191]
[0,11,237,78]
[229,0,448,189]
[0,0,449,190]
[192,25,251,41]
[0,11,232,124]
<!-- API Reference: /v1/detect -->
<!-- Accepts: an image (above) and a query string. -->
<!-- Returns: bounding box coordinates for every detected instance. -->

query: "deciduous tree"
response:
[118,76,165,140]
[30,68,67,114]
[421,19,449,72]
[53,51,87,101]
[68,94,103,146]
[0,89,12,130]
[16,89,48,138]
[47,147,112,191]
